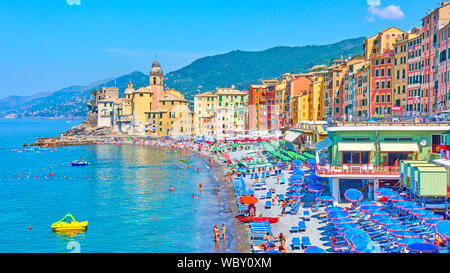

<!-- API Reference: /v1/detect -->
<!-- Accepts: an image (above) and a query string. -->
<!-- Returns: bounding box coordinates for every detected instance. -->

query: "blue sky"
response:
[0,0,437,98]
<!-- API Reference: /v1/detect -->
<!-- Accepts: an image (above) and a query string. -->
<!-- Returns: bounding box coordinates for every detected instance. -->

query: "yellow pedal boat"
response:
[51,214,88,232]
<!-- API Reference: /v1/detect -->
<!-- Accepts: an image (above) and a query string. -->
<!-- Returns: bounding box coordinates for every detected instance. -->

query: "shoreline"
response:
[208,158,250,253]
[55,140,250,253]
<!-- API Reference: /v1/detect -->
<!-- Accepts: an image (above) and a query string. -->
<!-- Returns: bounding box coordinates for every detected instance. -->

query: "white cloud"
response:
[367,0,404,21]
[367,0,381,5]
[67,0,81,6]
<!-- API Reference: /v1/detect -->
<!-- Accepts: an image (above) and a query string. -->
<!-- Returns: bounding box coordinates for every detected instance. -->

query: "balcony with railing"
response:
[316,164,400,177]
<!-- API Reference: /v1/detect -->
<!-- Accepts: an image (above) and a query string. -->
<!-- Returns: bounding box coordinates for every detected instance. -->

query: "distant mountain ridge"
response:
[0,37,365,118]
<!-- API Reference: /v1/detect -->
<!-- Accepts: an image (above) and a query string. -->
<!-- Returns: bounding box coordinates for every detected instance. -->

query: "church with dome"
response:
[96,59,194,136]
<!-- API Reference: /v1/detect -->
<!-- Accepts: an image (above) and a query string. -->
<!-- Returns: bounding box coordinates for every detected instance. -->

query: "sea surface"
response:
[0,119,236,253]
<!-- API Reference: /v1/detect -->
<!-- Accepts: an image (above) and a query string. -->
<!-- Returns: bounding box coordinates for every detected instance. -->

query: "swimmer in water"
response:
[196,195,200,200]
[217,185,221,194]
[169,186,174,192]
[199,182,203,191]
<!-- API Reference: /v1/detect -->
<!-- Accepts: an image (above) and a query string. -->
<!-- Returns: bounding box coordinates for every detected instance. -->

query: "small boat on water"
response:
[51,214,88,232]
[236,215,280,224]
[72,160,90,166]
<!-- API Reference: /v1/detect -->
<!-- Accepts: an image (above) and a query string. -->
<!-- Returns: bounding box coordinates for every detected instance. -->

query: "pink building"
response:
[420,1,450,114]
[407,34,422,116]
[437,23,450,111]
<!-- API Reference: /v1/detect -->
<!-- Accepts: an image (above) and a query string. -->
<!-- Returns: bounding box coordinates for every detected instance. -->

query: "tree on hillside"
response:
[91,89,98,98]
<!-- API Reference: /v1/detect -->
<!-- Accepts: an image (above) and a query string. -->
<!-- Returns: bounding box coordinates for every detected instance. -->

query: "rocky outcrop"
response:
[63,122,116,137]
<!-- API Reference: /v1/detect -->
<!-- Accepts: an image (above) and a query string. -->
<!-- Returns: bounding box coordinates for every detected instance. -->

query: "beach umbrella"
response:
[391,231,420,238]
[434,220,450,240]
[343,228,367,243]
[383,224,410,232]
[424,219,441,226]
[286,192,304,198]
[388,196,407,202]
[287,186,303,191]
[335,223,359,231]
[360,205,382,212]
[304,246,326,253]
[409,210,432,216]
[316,196,335,202]
[308,183,325,193]
[325,206,345,213]
[292,159,302,166]
[370,215,389,222]
[358,201,377,206]
[331,218,355,225]
[349,234,373,250]
[354,244,383,253]
[288,182,304,186]
[308,174,322,183]
[418,214,444,221]
[264,249,282,253]
[366,210,389,216]
[289,175,304,182]
[407,243,439,253]
[401,204,425,211]
[376,217,401,225]
[396,238,425,246]
[394,201,416,209]
[239,196,258,205]
[294,168,306,176]
[344,189,363,203]
[328,211,350,220]
[378,191,399,198]
[375,187,393,193]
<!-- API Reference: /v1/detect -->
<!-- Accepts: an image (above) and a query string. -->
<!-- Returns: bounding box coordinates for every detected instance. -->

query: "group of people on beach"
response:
[258,232,287,253]
[213,224,227,241]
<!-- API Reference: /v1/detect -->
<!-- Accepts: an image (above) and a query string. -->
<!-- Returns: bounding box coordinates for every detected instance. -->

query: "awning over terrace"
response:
[284,131,302,142]
[379,142,419,152]
[337,142,375,152]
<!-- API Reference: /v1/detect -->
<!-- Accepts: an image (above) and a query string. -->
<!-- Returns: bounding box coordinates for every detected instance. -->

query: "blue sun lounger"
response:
[266,191,272,199]
[292,238,301,249]
[301,236,311,248]
[290,225,299,233]
[249,220,270,227]
[303,210,311,221]
[265,201,272,209]
[298,221,306,232]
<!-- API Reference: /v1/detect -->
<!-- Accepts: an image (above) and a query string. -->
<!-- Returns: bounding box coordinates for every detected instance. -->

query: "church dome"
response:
[152,60,161,68]
[124,81,135,95]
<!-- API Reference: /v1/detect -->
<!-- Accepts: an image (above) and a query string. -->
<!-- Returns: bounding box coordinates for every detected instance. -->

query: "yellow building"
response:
[146,90,193,137]
[194,92,217,136]
[393,27,421,110]
[193,88,248,138]
[363,27,406,60]
[291,93,310,126]
[308,75,325,121]
[275,73,293,130]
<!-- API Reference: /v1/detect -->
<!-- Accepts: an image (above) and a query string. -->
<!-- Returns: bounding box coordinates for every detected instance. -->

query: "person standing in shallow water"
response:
[221,224,226,240]
[213,224,220,241]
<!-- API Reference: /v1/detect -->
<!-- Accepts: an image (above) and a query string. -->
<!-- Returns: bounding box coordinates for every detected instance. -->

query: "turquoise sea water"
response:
[0,119,236,253]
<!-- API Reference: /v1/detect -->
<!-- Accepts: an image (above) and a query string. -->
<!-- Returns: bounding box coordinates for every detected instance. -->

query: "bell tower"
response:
[149,58,164,109]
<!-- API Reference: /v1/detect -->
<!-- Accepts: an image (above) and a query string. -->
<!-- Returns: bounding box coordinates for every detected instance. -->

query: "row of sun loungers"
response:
[291,236,311,250]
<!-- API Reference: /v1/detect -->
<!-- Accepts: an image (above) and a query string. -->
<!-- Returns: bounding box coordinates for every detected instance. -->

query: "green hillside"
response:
[0,37,365,118]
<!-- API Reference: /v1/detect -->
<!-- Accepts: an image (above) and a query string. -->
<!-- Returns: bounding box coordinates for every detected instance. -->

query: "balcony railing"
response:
[316,164,400,176]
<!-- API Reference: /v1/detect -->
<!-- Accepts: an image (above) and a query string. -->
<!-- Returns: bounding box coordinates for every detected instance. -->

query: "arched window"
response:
[153,77,157,85]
